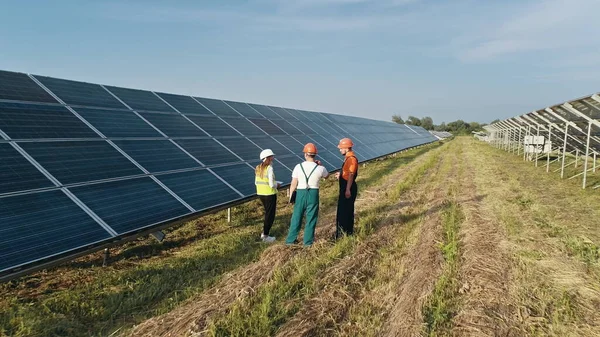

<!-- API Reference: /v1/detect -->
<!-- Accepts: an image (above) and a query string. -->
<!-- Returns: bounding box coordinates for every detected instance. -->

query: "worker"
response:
[285,143,329,246]
[255,149,281,243]
[335,138,358,239]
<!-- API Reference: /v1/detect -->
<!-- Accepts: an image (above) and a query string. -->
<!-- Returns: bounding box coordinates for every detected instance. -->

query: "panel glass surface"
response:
[0,102,99,139]
[268,106,296,120]
[223,101,263,118]
[138,112,208,138]
[217,137,262,161]
[112,140,200,173]
[249,118,286,135]
[247,104,282,120]
[73,107,161,138]
[186,115,240,137]
[104,85,174,112]
[0,143,54,195]
[247,136,293,156]
[35,76,125,109]
[156,169,241,210]
[210,163,256,196]
[20,141,143,185]
[288,120,314,134]
[194,97,240,117]
[220,117,266,136]
[70,177,190,234]
[0,70,57,103]
[274,155,304,172]
[272,135,304,154]
[275,119,302,135]
[0,190,111,272]
[156,92,213,115]
[175,138,241,166]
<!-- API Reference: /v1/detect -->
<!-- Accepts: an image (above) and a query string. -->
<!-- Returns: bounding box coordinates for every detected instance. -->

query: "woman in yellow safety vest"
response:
[255,149,281,243]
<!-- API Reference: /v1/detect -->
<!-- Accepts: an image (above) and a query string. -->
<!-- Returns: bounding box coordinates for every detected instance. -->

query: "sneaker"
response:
[262,235,276,243]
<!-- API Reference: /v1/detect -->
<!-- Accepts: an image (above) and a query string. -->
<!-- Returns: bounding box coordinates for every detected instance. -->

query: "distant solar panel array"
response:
[0,70,436,281]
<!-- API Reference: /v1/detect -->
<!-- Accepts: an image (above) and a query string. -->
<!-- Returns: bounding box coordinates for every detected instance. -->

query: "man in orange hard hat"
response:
[334,137,358,239]
[286,143,329,246]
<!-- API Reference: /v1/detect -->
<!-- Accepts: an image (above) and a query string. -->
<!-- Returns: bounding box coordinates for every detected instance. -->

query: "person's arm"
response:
[321,166,329,178]
[345,157,357,198]
[290,177,299,195]
[267,166,279,189]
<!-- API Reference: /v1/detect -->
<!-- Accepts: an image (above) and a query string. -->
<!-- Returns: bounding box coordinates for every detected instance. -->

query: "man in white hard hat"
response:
[255,149,281,242]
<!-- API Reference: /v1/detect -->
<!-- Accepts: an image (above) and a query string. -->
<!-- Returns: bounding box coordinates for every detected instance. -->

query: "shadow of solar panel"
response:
[275,155,303,171]
[248,104,282,120]
[138,112,208,138]
[221,117,266,136]
[194,97,240,117]
[175,138,241,166]
[112,140,200,173]
[35,76,125,109]
[217,137,262,160]
[0,190,111,273]
[249,118,286,135]
[0,143,54,195]
[20,141,143,185]
[272,135,304,154]
[0,102,99,139]
[248,136,293,156]
[224,101,263,118]
[156,169,242,210]
[70,177,190,235]
[210,163,256,196]
[186,115,240,137]
[156,92,213,115]
[73,107,162,138]
[105,86,174,112]
[0,70,57,103]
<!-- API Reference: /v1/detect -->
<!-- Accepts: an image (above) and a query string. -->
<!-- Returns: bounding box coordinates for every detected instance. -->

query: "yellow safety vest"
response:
[255,165,277,195]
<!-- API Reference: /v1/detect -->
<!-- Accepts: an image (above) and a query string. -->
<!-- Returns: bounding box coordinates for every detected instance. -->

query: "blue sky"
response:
[1,0,599,123]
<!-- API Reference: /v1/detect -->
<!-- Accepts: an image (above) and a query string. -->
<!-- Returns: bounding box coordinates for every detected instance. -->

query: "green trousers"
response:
[286,189,320,246]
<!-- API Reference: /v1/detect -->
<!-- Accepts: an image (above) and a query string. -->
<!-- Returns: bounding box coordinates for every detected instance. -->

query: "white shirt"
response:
[292,162,329,189]
[266,165,276,189]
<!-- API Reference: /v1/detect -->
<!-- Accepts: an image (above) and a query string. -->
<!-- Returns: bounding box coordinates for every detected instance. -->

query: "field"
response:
[1,137,600,337]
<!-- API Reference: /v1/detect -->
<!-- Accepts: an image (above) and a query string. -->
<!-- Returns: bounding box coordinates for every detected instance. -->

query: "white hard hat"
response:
[259,149,275,161]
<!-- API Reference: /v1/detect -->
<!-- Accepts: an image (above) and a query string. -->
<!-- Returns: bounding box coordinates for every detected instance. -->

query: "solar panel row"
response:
[0,70,437,280]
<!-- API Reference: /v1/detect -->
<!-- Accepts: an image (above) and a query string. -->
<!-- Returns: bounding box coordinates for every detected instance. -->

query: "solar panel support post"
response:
[583,121,592,189]
[594,152,597,173]
[227,208,231,223]
[102,248,109,267]
[524,125,530,161]
[517,125,522,156]
[575,149,579,169]
[561,124,569,179]
[535,125,540,167]
[547,124,552,173]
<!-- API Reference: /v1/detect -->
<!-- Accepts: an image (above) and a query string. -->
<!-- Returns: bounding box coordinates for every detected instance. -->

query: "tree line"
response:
[392,114,494,135]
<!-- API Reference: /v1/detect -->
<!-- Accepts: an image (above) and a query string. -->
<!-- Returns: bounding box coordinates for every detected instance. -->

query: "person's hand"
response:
[315,160,321,166]
[345,190,351,199]
[277,182,281,188]
[335,172,340,179]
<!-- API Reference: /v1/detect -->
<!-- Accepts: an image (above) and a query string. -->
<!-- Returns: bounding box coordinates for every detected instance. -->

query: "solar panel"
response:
[0,69,437,281]
[0,102,99,139]
[0,70,57,103]
[0,143,54,195]
[35,76,125,109]
[20,141,143,185]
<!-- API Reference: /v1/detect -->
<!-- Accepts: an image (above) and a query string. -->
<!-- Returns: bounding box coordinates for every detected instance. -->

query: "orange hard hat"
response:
[337,138,354,149]
[303,142,318,154]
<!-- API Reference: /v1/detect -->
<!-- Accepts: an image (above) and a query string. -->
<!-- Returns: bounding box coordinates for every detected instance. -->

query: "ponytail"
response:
[255,161,270,178]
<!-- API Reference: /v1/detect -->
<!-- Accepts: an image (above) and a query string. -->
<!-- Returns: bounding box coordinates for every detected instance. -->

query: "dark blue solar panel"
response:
[20,141,143,185]
[104,85,174,112]
[156,169,241,210]
[308,135,336,150]
[156,92,213,115]
[272,135,304,154]
[0,190,111,272]
[275,120,302,135]
[217,137,261,160]
[70,177,190,235]
[221,117,266,136]
[268,106,296,120]
[0,143,54,195]
[210,163,256,196]
[35,76,125,109]
[0,70,57,103]
[247,104,282,120]
[73,107,161,138]
[0,102,99,139]
[317,151,343,170]
[194,97,240,117]
[175,138,241,166]
[112,140,200,173]
[275,155,304,172]
[138,112,208,138]
[248,136,293,156]
[223,101,263,118]
[288,120,314,134]
[249,118,286,135]
[186,115,240,137]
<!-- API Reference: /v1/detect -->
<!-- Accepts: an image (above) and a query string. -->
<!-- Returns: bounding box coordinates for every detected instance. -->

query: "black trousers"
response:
[259,194,277,236]
[336,178,358,238]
